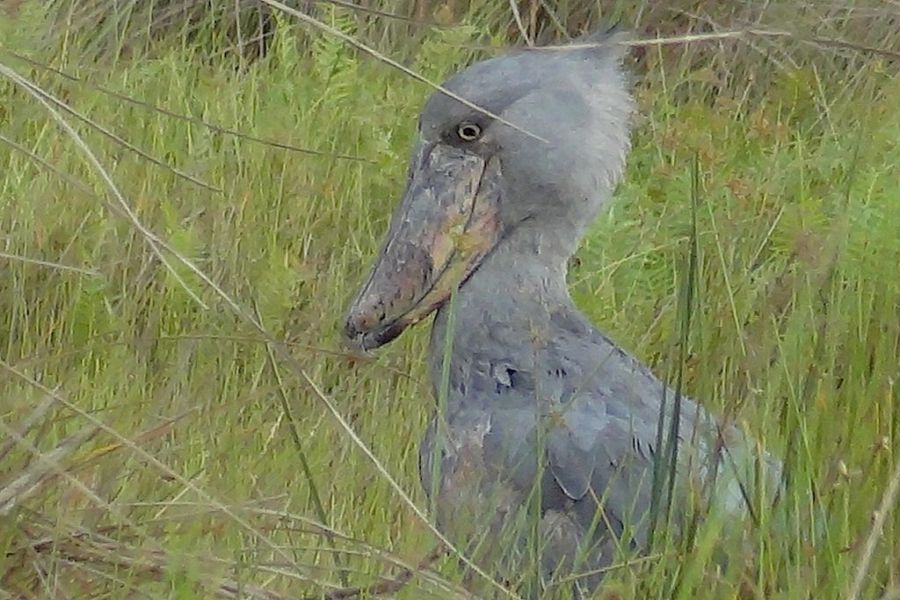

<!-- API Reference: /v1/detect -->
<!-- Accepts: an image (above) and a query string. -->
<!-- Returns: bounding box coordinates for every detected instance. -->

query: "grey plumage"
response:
[345,31,782,597]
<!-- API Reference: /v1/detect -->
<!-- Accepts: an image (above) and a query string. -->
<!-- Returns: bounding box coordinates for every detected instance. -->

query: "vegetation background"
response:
[0,1,898,598]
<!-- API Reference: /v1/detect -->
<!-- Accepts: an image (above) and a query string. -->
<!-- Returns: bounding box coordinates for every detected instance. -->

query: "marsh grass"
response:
[1,1,898,598]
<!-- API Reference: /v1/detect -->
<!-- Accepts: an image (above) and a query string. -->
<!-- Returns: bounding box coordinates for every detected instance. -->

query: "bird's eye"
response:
[456,122,482,142]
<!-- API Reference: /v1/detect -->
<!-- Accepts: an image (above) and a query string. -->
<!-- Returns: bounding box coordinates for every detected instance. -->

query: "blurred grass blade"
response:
[0,359,305,572]
[1,49,371,162]
[0,421,100,515]
[0,60,211,310]
[261,0,548,144]
[847,457,900,599]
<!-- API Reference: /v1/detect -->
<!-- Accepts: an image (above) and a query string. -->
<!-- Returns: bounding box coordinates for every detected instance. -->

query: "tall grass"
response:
[1,1,898,598]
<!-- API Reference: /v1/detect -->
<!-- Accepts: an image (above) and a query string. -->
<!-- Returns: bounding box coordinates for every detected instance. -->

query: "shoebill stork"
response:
[344,31,782,596]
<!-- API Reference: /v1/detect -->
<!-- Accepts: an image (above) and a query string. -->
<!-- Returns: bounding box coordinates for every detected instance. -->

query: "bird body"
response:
[345,31,781,596]
[418,246,779,594]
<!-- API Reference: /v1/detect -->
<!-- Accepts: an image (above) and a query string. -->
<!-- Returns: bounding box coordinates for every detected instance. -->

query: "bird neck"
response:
[454,216,579,316]
[473,218,575,296]
[427,219,580,402]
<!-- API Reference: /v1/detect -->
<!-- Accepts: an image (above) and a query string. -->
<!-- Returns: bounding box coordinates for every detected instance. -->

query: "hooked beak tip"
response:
[342,312,407,353]
[342,313,372,352]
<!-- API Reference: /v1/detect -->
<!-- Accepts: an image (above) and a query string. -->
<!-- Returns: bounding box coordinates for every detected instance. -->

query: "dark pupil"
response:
[461,125,478,139]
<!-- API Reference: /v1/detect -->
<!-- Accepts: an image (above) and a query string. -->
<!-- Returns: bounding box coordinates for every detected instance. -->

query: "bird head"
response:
[345,31,634,351]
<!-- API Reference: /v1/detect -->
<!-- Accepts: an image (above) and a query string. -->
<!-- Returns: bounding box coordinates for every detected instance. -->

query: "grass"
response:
[1,1,898,598]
